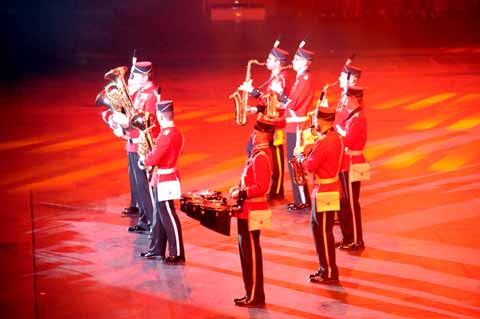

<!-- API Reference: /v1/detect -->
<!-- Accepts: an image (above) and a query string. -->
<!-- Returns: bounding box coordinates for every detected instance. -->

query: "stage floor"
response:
[1,47,480,318]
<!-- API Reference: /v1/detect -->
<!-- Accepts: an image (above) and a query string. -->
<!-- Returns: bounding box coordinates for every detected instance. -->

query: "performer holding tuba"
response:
[96,55,158,233]
[237,40,292,200]
[270,41,315,211]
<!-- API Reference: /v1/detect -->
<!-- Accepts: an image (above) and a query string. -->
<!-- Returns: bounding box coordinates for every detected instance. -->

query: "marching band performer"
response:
[105,60,158,233]
[316,58,367,249]
[334,58,363,128]
[271,41,315,211]
[141,100,186,263]
[336,86,367,251]
[229,121,275,307]
[238,41,291,200]
[298,106,344,283]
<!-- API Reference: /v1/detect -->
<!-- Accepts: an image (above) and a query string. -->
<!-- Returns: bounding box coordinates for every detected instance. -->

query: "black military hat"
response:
[271,47,289,61]
[342,64,362,78]
[316,106,336,122]
[346,86,364,98]
[132,61,152,75]
[156,100,174,113]
[270,40,289,61]
[295,41,314,61]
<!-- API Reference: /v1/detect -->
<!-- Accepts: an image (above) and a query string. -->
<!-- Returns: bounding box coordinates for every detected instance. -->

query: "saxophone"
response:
[264,64,292,121]
[229,59,266,126]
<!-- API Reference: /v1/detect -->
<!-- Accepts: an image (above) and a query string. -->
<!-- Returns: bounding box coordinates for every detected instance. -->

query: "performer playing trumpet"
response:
[238,40,292,200]
[296,106,344,283]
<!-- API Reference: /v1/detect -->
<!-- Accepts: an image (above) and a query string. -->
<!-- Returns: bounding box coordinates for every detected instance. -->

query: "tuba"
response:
[95,66,136,119]
[229,59,266,126]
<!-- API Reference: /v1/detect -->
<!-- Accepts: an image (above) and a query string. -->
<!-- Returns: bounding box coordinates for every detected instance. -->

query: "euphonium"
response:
[95,66,136,119]
[229,59,266,126]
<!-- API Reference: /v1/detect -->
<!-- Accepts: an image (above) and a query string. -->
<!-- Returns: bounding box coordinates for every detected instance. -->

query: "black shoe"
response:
[233,295,247,303]
[339,241,365,251]
[288,203,311,211]
[308,270,339,284]
[266,194,284,201]
[234,298,265,307]
[140,252,165,260]
[164,256,185,264]
[121,207,139,216]
[128,225,147,233]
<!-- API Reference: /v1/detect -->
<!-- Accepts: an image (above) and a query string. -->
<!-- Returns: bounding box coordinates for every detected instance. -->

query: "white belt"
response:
[345,149,363,156]
[285,116,308,123]
[156,168,175,174]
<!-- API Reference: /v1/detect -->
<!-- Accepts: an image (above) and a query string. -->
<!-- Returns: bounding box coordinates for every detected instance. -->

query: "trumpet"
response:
[229,59,266,126]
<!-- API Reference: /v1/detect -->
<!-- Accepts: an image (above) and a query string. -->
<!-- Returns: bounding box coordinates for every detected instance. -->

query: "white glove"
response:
[112,112,129,128]
[238,80,254,93]
[270,80,284,94]
[113,127,124,138]
[336,124,346,137]
[229,185,239,196]
[246,106,258,114]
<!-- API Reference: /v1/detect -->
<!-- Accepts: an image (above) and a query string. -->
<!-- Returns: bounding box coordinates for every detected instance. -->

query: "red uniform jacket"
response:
[334,95,349,128]
[337,107,367,171]
[125,81,159,152]
[280,70,314,133]
[238,146,272,219]
[144,125,184,186]
[302,128,344,197]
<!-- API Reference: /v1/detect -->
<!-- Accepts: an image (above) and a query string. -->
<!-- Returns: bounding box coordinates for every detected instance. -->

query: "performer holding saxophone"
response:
[271,41,315,211]
[102,58,158,233]
[229,120,275,307]
[296,105,344,283]
[237,40,292,200]
[141,100,186,263]
[318,57,367,250]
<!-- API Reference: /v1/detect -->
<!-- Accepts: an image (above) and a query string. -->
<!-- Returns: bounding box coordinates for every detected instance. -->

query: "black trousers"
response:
[157,197,184,258]
[237,219,265,302]
[339,171,364,244]
[148,187,167,256]
[311,207,338,279]
[268,143,285,198]
[127,151,139,208]
[286,132,310,205]
[128,152,153,229]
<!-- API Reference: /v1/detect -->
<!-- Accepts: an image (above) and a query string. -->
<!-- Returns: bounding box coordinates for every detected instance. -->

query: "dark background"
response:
[2,0,479,81]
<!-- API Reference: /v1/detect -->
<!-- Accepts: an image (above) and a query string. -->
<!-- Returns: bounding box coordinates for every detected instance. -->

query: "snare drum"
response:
[180,190,240,236]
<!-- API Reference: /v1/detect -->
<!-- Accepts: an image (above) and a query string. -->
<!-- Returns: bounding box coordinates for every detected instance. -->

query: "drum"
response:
[180,190,240,236]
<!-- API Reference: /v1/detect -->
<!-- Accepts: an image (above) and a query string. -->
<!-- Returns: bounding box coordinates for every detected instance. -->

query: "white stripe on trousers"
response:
[165,200,180,256]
